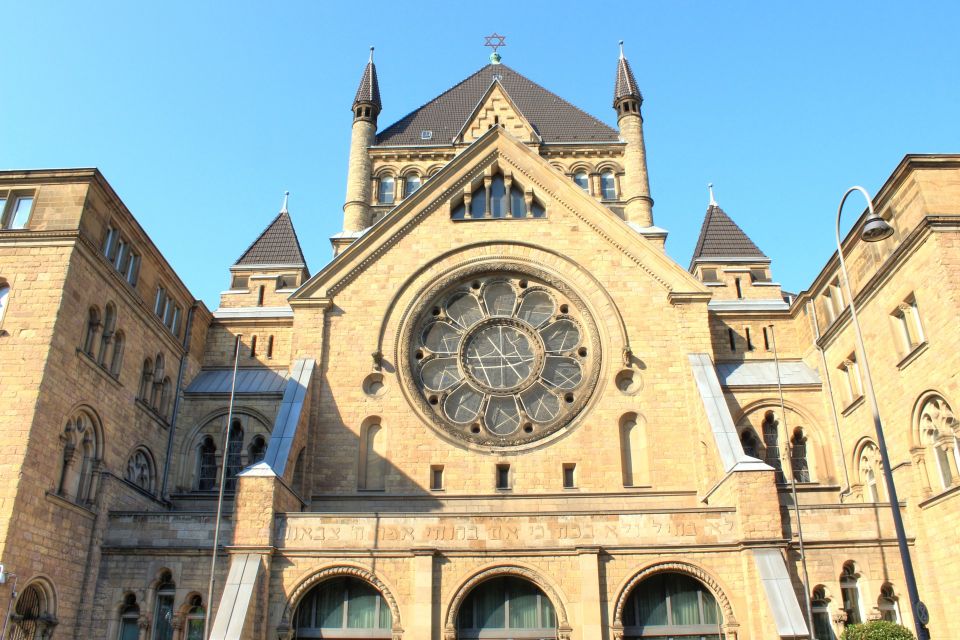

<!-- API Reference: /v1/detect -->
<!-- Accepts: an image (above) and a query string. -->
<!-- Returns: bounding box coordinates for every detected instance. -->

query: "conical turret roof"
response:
[689,203,768,269]
[353,49,382,112]
[234,208,307,268]
[614,46,642,105]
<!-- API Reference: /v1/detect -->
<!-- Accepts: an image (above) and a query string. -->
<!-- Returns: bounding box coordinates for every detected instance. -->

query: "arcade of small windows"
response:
[246,333,276,359]
[451,172,546,220]
[565,167,620,200]
[154,286,182,337]
[138,354,174,422]
[56,410,102,506]
[738,413,813,484]
[102,223,141,287]
[82,303,125,378]
[194,418,268,492]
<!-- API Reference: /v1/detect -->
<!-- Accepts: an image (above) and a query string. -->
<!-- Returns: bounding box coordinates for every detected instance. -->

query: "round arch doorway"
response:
[457,576,558,639]
[293,576,393,638]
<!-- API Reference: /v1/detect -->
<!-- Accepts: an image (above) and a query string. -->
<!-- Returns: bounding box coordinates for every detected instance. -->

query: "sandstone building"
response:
[0,45,958,640]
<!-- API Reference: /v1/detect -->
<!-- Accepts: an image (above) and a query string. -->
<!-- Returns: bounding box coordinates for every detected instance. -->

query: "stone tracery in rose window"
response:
[407,271,600,447]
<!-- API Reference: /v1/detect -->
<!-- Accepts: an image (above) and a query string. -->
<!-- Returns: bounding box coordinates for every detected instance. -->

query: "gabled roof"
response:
[614,54,641,104]
[234,210,307,268]
[353,57,381,111]
[689,204,768,268]
[376,64,620,146]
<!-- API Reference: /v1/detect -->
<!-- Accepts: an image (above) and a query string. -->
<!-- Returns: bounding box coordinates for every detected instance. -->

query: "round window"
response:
[403,270,600,447]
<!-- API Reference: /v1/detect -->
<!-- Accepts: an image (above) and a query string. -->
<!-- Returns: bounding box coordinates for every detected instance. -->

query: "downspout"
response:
[161,303,197,499]
[807,300,852,497]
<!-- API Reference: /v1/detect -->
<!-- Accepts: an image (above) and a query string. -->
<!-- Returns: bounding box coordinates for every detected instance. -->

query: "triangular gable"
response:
[455,79,541,145]
[293,126,708,303]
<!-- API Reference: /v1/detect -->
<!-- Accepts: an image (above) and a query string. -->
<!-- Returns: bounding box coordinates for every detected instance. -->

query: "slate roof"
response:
[234,211,307,267]
[376,64,620,146]
[354,59,382,111]
[690,204,768,267]
[614,55,642,104]
[186,368,288,394]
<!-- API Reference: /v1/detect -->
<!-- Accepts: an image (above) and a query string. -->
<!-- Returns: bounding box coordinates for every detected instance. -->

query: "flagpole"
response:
[205,333,242,640]
[769,325,816,638]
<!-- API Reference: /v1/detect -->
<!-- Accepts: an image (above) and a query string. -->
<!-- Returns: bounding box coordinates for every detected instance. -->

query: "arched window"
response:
[458,577,556,639]
[378,176,395,204]
[249,335,258,357]
[109,330,125,376]
[83,307,101,356]
[762,412,784,480]
[621,572,721,638]
[0,283,10,327]
[600,171,617,200]
[840,562,863,626]
[184,595,205,640]
[117,593,140,640]
[139,358,153,400]
[224,420,244,491]
[573,171,590,193]
[98,303,117,365]
[11,582,56,640]
[858,443,882,503]
[919,395,959,490]
[294,577,392,636]
[451,173,546,220]
[791,427,811,483]
[159,377,173,421]
[58,412,99,504]
[125,448,155,493]
[811,586,835,640]
[153,572,176,640]
[878,584,900,623]
[248,435,267,466]
[359,422,385,490]
[620,414,645,487]
[740,429,761,459]
[197,437,217,491]
[404,174,421,198]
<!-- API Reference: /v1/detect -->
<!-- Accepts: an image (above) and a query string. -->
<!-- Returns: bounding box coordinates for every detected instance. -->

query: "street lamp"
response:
[834,186,929,640]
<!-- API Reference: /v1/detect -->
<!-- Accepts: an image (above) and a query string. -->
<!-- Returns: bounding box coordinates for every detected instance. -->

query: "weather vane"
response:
[484,32,506,64]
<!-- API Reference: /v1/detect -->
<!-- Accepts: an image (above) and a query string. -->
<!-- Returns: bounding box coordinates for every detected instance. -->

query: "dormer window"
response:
[573,171,590,193]
[451,172,546,221]
[378,176,395,204]
[600,171,617,200]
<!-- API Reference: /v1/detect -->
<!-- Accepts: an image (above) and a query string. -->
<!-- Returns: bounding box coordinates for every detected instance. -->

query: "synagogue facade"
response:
[0,45,958,640]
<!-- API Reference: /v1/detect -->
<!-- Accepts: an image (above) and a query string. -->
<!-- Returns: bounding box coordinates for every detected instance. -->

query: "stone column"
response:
[618,111,653,227]
[343,118,376,233]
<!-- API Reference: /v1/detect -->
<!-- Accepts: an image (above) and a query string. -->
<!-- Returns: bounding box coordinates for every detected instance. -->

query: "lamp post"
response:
[834,186,929,640]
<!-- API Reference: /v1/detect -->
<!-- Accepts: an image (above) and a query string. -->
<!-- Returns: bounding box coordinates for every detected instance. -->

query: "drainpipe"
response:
[161,303,197,499]
[807,300,852,497]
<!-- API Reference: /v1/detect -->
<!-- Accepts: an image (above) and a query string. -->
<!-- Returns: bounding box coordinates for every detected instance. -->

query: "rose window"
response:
[405,272,599,447]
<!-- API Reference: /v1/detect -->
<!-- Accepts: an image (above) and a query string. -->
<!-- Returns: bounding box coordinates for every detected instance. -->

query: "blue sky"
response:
[4,1,959,307]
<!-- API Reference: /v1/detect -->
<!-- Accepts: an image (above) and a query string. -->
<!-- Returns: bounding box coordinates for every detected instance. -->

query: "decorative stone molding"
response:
[442,565,570,638]
[278,565,403,638]
[611,561,736,628]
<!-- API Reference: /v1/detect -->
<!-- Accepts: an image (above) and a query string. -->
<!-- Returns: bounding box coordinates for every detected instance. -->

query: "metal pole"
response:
[204,333,243,640]
[835,187,928,639]
[769,325,816,638]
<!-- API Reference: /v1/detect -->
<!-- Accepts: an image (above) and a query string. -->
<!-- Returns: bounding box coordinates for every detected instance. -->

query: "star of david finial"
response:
[484,32,506,64]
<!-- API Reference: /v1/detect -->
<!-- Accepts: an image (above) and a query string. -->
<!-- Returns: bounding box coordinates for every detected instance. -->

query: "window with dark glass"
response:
[496,464,511,490]
[563,463,576,489]
[840,563,862,625]
[740,429,760,459]
[197,437,217,491]
[294,577,392,637]
[430,465,444,490]
[811,587,835,640]
[404,175,421,198]
[185,595,205,640]
[224,420,244,491]
[152,575,176,640]
[457,577,557,639]
[451,174,546,220]
[622,573,722,638]
[791,428,811,483]
[117,594,140,640]
[573,171,589,192]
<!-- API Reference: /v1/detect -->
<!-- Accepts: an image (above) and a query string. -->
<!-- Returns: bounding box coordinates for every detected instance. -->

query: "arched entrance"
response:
[456,576,558,639]
[293,576,393,638]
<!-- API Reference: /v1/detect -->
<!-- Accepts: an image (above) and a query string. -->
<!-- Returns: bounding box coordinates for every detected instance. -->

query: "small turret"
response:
[342,47,381,236]
[614,41,654,228]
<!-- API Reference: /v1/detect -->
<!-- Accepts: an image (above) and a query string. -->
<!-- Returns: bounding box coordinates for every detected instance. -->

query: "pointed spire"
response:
[352,46,382,115]
[614,40,642,106]
[234,204,307,268]
[690,200,768,270]
[708,183,717,207]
